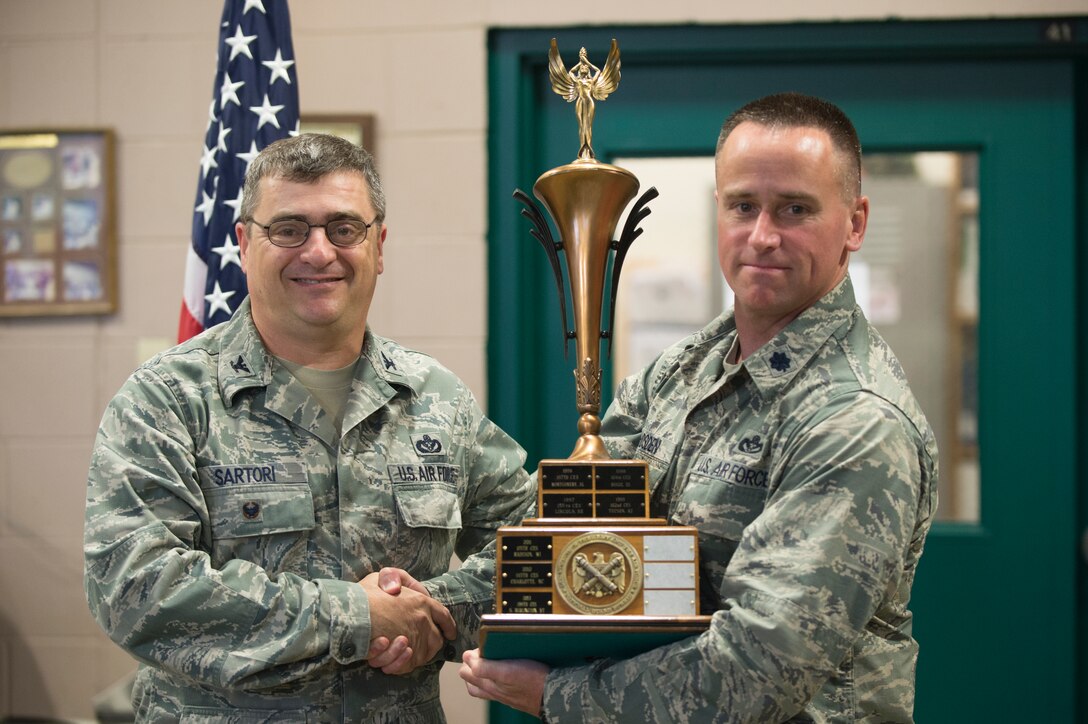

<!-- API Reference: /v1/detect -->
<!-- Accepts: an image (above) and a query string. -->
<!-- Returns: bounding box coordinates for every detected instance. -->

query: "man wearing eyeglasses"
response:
[84,133,534,722]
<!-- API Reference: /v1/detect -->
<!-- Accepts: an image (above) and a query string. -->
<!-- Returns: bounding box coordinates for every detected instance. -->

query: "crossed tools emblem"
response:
[573,551,626,598]
[555,531,642,615]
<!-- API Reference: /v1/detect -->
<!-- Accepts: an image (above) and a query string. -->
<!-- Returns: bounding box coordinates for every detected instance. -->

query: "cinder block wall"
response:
[0,0,1076,719]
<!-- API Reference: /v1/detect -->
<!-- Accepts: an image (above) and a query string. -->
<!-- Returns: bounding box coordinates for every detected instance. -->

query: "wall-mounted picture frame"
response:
[299,114,376,160]
[0,129,116,316]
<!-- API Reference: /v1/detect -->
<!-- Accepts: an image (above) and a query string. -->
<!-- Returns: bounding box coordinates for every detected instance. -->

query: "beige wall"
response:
[0,1,1080,720]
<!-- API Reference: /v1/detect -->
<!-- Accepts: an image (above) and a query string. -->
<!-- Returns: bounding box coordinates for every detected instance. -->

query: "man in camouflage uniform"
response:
[84,133,534,722]
[460,93,939,722]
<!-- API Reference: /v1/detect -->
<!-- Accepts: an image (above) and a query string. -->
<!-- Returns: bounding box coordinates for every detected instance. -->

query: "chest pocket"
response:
[198,461,315,541]
[391,472,463,577]
[393,481,463,530]
[672,455,769,611]
[204,484,316,540]
[672,454,769,541]
[201,483,316,573]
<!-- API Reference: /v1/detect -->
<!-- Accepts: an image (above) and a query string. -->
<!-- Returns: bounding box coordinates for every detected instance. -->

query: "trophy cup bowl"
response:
[533,159,638,461]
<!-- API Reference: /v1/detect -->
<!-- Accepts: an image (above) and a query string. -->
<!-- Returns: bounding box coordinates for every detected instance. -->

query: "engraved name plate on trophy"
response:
[482,41,710,644]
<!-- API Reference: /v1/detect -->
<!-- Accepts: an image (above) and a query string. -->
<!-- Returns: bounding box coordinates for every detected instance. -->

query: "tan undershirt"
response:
[723,334,743,371]
[276,356,357,433]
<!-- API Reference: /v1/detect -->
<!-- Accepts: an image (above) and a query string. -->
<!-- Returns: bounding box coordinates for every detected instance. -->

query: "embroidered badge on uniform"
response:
[692,453,769,490]
[769,351,791,373]
[413,434,444,456]
[738,435,764,454]
[196,461,308,490]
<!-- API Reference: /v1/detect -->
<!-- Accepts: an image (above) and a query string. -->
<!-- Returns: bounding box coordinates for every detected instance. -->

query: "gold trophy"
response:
[482,41,710,648]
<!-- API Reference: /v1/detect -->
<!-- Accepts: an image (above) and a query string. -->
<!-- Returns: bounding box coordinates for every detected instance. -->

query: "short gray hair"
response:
[239,133,386,223]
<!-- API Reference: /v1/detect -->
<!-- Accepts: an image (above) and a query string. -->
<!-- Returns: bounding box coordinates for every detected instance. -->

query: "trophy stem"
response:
[569,412,610,461]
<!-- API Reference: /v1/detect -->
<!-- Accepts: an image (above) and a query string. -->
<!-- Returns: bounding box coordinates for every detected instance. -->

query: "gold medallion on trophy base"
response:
[554,531,642,615]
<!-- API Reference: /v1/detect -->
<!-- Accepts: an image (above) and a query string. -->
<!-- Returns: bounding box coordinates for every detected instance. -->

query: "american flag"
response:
[178,0,299,342]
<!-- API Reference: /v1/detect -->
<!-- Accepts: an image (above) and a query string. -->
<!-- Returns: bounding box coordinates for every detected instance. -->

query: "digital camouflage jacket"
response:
[542,276,939,723]
[85,299,534,723]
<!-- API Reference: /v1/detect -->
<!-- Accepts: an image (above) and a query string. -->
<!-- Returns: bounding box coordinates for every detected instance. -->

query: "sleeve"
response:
[422,388,535,657]
[541,392,929,723]
[83,368,372,691]
[594,350,667,457]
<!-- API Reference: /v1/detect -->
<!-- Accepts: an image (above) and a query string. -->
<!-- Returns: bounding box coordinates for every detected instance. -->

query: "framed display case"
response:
[0,129,116,316]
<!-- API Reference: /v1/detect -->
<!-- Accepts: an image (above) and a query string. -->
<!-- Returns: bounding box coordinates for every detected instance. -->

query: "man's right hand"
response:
[359,568,456,675]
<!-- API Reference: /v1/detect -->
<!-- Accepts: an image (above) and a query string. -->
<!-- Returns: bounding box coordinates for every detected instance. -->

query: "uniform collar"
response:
[740,275,858,396]
[214,298,420,406]
[673,275,858,402]
[216,298,275,405]
[359,327,417,395]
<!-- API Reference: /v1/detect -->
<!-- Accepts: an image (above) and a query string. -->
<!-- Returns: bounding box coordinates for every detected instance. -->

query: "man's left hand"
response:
[459,648,550,717]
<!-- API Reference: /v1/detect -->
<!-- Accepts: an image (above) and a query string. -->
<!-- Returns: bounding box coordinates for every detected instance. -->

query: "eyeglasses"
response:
[250,217,376,248]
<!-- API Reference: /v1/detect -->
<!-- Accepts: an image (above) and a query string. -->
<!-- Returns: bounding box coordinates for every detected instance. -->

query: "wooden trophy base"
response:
[481,456,711,666]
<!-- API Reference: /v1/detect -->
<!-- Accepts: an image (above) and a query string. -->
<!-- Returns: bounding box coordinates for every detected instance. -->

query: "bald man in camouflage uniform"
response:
[460,93,939,722]
[85,134,534,722]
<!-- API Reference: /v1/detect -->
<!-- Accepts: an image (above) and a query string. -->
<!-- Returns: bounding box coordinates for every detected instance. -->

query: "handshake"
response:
[360,566,549,716]
[359,567,457,675]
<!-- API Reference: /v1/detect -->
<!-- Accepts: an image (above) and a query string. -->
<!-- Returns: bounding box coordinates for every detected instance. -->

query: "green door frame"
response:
[488,17,1088,722]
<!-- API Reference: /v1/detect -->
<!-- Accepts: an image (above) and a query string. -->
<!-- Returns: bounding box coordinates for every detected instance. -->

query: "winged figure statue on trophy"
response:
[548,38,621,161]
